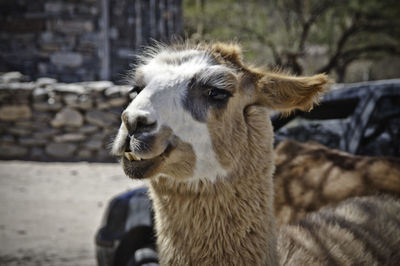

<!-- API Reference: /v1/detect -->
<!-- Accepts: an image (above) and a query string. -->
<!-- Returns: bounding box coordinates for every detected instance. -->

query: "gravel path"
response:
[0,161,144,266]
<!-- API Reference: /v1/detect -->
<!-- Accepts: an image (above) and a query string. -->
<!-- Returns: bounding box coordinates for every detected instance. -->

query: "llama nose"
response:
[121,111,157,137]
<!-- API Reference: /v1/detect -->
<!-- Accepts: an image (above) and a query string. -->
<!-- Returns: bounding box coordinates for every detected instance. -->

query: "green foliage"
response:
[183,0,400,81]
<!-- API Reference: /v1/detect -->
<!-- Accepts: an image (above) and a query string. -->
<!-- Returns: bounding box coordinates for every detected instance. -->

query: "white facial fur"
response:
[116,49,229,182]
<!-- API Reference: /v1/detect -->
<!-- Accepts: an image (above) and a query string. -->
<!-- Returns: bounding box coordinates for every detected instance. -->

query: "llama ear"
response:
[211,42,244,67]
[255,72,330,113]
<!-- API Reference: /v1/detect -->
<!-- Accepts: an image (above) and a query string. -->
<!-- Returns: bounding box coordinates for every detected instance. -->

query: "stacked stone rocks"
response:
[0,72,135,162]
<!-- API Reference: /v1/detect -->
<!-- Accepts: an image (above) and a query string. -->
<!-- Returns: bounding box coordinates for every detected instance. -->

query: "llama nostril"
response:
[127,121,138,137]
[122,111,157,137]
[135,117,157,135]
[134,124,157,138]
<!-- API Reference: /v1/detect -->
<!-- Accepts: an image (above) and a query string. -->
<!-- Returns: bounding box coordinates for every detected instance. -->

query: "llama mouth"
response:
[124,152,143,161]
[123,144,170,162]
[122,144,173,179]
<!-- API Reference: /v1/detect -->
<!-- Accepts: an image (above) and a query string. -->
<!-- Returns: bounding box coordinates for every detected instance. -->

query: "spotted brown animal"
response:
[274,139,400,225]
[112,42,400,266]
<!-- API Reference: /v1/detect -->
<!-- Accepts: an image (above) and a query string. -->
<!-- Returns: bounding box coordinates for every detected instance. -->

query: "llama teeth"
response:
[124,152,133,161]
[131,153,142,161]
[124,152,141,161]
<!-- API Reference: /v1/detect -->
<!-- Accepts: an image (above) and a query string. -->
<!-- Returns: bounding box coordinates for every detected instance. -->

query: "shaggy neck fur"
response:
[149,106,278,266]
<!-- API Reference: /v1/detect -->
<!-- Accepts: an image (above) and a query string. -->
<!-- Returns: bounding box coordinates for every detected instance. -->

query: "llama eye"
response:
[207,88,232,101]
[129,86,144,94]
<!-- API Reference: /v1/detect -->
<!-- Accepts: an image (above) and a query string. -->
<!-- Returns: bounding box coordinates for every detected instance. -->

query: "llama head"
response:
[112,43,329,182]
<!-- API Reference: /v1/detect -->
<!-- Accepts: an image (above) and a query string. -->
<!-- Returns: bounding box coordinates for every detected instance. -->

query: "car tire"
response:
[112,226,156,266]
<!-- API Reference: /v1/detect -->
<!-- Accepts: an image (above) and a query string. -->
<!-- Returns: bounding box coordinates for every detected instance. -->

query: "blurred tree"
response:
[315,0,400,81]
[184,0,400,82]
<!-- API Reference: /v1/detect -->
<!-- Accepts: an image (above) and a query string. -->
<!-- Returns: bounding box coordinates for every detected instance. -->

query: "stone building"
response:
[0,0,183,83]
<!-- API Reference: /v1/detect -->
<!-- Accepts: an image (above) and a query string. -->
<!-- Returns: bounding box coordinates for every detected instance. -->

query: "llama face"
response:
[112,43,328,182]
[112,48,237,181]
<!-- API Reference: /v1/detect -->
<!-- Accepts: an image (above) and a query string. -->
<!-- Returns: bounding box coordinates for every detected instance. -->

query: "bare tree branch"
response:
[298,0,335,51]
[317,17,361,73]
[229,22,283,65]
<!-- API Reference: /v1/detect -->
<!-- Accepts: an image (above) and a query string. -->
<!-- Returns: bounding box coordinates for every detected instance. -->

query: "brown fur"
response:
[150,106,277,266]
[118,43,400,265]
[146,43,330,265]
[257,73,329,113]
[157,136,197,180]
[274,140,400,225]
[278,196,400,265]
[211,42,244,68]
[209,42,330,113]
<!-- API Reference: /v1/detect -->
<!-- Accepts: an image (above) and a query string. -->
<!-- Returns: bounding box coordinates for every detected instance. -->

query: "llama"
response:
[274,139,400,225]
[112,43,400,265]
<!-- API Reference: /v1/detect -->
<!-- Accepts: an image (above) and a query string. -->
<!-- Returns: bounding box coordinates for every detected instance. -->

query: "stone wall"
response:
[0,0,182,83]
[0,0,104,82]
[0,72,134,162]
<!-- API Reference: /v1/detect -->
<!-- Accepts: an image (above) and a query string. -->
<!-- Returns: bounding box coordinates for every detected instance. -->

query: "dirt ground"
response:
[0,161,144,266]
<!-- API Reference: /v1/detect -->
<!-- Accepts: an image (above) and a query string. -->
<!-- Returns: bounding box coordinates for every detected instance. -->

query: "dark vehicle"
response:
[95,187,158,266]
[95,79,400,266]
[274,79,400,157]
